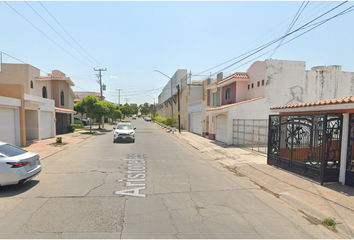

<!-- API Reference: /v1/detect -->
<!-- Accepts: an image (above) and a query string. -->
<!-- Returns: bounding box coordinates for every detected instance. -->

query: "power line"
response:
[38,1,105,68]
[192,1,348,80]
[24,1,98,67]
[269,1,309,58]
[226,4,354,74]
[4,1,94,69]
[195,1,350,80]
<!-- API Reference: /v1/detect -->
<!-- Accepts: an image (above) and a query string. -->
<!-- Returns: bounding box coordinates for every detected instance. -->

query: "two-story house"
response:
[202,59,354,147]
[0,63,75,146]
[36,70,76,134]
[203,70,258,143]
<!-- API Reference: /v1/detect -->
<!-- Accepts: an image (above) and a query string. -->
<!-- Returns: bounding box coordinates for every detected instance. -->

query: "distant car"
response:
[0,141,42,186]
[113,123,136,143]
[145,117,151,122]
[132,115,136,120]
[74,117,89,126]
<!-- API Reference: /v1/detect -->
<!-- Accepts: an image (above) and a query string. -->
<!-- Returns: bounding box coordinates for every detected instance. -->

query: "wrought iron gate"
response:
[346,113,354,187]
[268,113,342,185]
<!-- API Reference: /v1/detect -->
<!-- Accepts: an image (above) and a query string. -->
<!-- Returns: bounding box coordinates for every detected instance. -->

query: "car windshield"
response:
[0,144,27,157]
[116,124,133,130]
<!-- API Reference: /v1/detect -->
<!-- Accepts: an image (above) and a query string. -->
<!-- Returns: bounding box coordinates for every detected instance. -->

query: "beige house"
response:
[0,64,75,146]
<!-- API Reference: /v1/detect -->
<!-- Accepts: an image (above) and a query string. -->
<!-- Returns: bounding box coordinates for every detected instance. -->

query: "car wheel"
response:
[132,139,135,143]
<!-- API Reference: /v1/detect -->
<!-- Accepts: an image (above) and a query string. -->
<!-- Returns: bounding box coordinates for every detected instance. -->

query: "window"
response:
[42,86,47,98]
[225,88,231,99]
[213,92,217,106]
[257,81,260,87]
[252,83,254,88]
[60,90,64,106]
[30,81,33,89]
[262,80,265,86]
[248,84,250,90]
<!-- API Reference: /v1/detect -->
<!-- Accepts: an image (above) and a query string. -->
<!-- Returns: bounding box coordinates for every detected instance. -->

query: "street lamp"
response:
[153,70,174,128]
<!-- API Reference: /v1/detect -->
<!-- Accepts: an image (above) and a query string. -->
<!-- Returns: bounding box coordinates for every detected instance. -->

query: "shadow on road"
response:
[0,180,40,197]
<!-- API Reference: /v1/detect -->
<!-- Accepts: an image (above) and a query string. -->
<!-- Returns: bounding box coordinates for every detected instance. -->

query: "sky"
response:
[1,1,354,106]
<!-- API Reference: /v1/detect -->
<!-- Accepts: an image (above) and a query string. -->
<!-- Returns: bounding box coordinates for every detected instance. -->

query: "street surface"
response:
[0,118,344,238]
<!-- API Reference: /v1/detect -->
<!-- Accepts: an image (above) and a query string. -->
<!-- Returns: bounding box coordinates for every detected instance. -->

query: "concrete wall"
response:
[236,81,249,102]
[0,64,53,99]
[246,61,266,100]
[305,65,354,101]
[160,69,188,103]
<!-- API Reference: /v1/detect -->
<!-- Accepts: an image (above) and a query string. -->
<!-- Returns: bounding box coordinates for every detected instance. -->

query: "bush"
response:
[56,137,62,143]
[67,125,75,133]
[153,116,177,126]
[74,120,84,127]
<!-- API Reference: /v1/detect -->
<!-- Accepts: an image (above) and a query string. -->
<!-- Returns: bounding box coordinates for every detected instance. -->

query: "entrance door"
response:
[216,115,227,143]
[191,113,202,135]
[41,111,53,139]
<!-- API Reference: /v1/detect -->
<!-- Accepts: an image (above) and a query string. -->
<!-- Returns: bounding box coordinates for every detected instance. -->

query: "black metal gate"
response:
[346,113,354,187]
[268,113,342,185]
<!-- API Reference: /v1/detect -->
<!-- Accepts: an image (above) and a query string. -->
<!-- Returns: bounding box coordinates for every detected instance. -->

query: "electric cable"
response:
[4,1,94,69]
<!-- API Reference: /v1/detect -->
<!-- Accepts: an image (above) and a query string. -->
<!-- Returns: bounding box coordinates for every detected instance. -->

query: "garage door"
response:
[0,108,16,144]
[190,113,202,135]
[41,111,53,139]
[216,115,227,143]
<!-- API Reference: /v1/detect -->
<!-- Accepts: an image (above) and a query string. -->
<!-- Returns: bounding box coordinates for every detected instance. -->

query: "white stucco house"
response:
[202,59,354,145]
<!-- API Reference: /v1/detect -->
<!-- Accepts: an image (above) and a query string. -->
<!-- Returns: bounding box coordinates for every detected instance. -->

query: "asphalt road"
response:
[0,118,344,238]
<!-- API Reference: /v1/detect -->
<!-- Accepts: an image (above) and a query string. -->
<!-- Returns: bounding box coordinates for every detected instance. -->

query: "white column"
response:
[339,113,349,185]
[38,108,42,141]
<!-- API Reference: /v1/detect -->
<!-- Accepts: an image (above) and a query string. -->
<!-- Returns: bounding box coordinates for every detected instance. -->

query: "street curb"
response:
[161,125,354,238]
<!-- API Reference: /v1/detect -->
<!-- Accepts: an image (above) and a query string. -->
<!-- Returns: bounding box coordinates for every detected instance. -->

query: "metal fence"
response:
[268,113,342,184]
[233,119,268,154]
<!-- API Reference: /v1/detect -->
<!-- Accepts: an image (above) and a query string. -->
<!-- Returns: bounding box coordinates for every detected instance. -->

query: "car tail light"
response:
[6,162,28,168]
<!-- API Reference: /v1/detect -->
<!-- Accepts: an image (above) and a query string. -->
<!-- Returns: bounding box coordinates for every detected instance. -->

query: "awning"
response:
[55,107,77,114]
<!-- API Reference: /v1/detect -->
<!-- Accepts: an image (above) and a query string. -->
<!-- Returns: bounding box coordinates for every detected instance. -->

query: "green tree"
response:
[112,110,122,122]
[93,101,110,129]
[120,105,131,118]
[81,94,98,132]
[139,102,150,115]
[103,101,116,126]
[130,103,139,115]
[74,101,85,118]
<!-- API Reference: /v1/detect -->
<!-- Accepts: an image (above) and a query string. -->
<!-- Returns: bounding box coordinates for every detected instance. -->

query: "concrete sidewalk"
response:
[22,129,94,160]
[167,128,354,239]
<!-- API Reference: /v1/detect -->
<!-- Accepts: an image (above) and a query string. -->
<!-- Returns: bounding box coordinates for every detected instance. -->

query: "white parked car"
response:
[113,123,136,143]
[0,142,42,186]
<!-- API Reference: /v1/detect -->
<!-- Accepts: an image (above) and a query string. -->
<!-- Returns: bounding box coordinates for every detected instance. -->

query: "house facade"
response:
[202,59,354,145]
[0,64,76,146]
[36,70,76,134]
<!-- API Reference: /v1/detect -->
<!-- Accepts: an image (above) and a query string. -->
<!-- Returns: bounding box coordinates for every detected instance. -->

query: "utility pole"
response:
[116,89,123,110]
[94,68,107,101]
[176,84,181,133]
[124,98,129,104]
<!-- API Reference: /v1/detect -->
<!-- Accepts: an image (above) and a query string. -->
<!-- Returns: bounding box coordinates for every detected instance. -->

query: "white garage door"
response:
[190,113,202,135]
[216,115,227,143]
[41,111,53,139]
[0,108,16,144]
